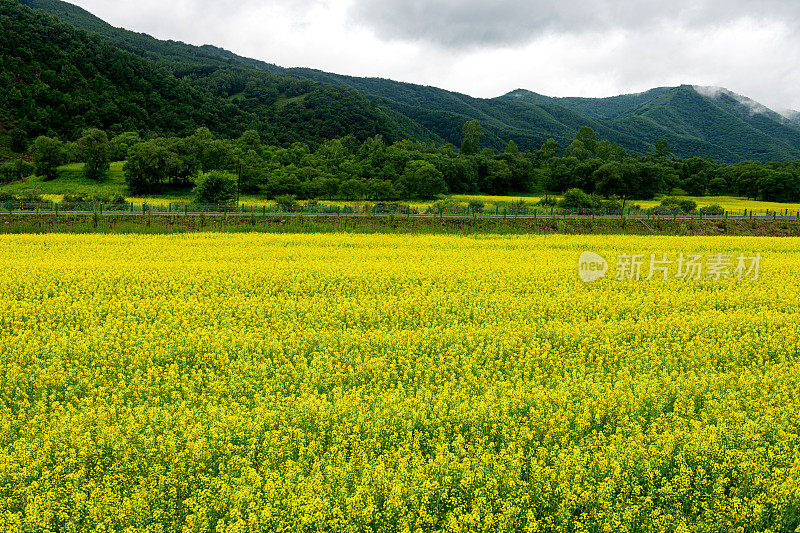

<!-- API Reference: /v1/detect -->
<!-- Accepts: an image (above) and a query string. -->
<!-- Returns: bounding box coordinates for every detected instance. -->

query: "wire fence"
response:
[3,201,800,219]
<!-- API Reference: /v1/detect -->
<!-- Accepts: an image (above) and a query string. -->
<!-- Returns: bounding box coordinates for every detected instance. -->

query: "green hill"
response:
[3,0,422,148]
[610,86,800,161]
[11,0,800,162]
[500,87,674,119]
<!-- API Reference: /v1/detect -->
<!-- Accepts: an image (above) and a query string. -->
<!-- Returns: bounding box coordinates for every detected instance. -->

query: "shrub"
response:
[17,189,43,202]
[0,159,34,183]
[661,197,697,214]
[701,204,725,216]
[193,171,237,205]
[274,194,298,207]
[558,188,593,209]
[62,192,110,203]
[468,200,484,213]
[431,197,461,213]
[537,196,558,207]
[110,193,127,205]
[508,200,530,215]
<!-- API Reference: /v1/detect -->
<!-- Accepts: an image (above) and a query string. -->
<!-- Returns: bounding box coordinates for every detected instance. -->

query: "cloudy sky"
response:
[71,0,800,112]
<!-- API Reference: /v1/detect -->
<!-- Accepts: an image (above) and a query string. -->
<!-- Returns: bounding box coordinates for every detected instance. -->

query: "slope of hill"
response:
[4,0,421,147]
[12,0,800,162]
[501,87,674,119]
[13,0,653,152]
[0,0,252,142]
[610,86,800,161]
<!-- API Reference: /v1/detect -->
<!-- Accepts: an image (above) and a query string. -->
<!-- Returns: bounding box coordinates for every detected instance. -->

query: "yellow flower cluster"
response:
[1,233,799,532]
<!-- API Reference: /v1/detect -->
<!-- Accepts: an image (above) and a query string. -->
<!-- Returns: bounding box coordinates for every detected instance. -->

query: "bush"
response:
[193,171,237,205]
[0,159,34,183]
[661,197,697,214]
[431,197,461,212]
[62,192,110,203]
[508,200,530,215]
[17,189,43,202]
[558,188,593,209]
[468,200,484,213]
[274,194,298,206]
[537,196,558,207]
[701,204,725,216]
[0,161,19,183]
[596,195,622,213]
[110,193,127,205]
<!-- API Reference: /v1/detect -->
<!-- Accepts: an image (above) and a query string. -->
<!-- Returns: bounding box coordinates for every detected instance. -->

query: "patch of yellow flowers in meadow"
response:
[1,232,799,532]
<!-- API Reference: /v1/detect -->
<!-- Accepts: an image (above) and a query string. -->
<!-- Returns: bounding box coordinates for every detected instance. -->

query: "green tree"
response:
[75,128,111,179]
[399,161,447,199]
[123,140,179,194]
[559,188,594,209]
[193,171,237,204]
[537,139,560,164]
[31,136,65,181]
[575,126,597,154]
[109,132,142,161]
[654,139,671,159]
[460,120,483,156]
[0,159,34,183]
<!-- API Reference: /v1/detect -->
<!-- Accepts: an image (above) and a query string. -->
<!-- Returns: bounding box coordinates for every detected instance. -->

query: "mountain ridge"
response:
[11,0,800,162]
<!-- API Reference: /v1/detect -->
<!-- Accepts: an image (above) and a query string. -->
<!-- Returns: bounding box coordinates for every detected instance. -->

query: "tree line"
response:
[13,122,800,204]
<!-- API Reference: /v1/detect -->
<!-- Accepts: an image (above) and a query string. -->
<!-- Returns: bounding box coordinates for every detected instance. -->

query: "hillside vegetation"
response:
[15,0,800,162]
[1,0,417,151]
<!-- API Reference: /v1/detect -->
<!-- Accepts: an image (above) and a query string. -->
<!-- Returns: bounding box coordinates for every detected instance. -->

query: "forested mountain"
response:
[501,88,675,118]
[9,0,800,163]
[1,0,420,151]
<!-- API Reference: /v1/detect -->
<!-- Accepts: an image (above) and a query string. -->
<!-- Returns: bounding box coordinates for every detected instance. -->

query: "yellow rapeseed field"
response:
[1,233,799,532]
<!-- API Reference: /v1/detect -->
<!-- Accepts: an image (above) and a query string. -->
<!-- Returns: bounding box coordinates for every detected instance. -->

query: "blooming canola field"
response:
[1,233,799,532]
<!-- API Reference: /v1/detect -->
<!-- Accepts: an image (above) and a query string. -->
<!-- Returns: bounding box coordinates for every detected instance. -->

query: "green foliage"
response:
[700,204,725,215]
[75,128,111,179]
[123,140,180,194]
[109,131,141,161]
[274,194,298,206]
[193,171,237,204]
[559,188,593,209]
[460,120,483,155]
[0,159,34,183]
[660,197,698,213]
[398,161,447,199]
[31,136,65,180]
[468,199,484,213]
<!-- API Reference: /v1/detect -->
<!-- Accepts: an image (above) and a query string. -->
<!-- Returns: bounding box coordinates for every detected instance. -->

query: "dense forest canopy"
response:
[15,123,799,204]
[13,0,800,163]
[2,0,800,204]
[0,0,416,151]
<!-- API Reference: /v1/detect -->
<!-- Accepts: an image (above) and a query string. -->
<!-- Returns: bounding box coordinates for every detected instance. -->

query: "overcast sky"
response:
[70,0,800,112]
